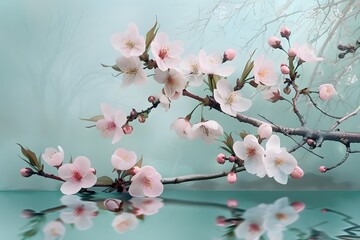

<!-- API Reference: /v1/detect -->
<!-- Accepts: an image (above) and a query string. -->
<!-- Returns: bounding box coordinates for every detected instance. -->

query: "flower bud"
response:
[122,124,133,135]
[20,168,34,178]
[290,166,304,179]
[103,198,123,212]
[21,209,35,218]
[258,123,272,139]
[338,52,346,59]
[227,172,237,184]
[283,86,291,95]
[306,138,316,147]
[216,153,226,164]
[227,199,238,208]
[148,96,156,103]
[223,48,237,61]
[267,36,282,49]
[228,155,236,163]
[288,48,297,57]
[280,64,290,74]
[337,44,347,51]
[132,166,140,175]
[319,166,327,173]
[290,201,305,213]
[138,115,146,123]
[319,84,336,101]
[280,27,291,39]
[215,216,226,226]
[89,168,96,175]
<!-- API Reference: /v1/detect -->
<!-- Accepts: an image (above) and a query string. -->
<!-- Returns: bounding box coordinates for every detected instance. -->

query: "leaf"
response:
[220,146,233,155]
[239,50,255,83]
[101,63,121,72]
[239,131,249,140]
[144,18,159,54]
[80,115,104,122]
[17,144,41,171]
[96,176,114,185]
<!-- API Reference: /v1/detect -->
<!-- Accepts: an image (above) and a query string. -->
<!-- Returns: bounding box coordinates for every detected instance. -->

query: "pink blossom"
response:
[122,124,133,135]
[103,198,123,212]
[179,54,204,87]
[130,197,164,216]
[280,64,290,74]
[111,148,137,171]
[20,168,33,177]
[115,56,147,86]
[216,153,226,164]
[290,166,304,179]
[234,204,267,239]
[170,117,192,139]
[112,212,139,233]
[280,27,291,39]
[319,84,336,100]
[261,86,283,103]
[154,68,185,98]
[224,48,237,61]
[191,120,224,144]
[198,49,235,77]
[42,146,64,167]
[294,43,323,62]
[58,156,97,195]
[59,195,98,230]
[129,166,163,198]
[43,221,66,240]
[253,55,278,86]
[268,36,282,48]
[258,123,272,139]
[111,23,145,57]
[151,32,183,71]
[227,172,237,184]
[96,103,127,144]
[227,199,238,208]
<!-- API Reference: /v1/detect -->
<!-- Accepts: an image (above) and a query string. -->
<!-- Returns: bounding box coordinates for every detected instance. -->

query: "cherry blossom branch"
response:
[161,167,245,185]
[324,144,351,172]
[291,82,306,126]
[182,89,205,102]
[36,171,65,182]
[330,106,360,131]
[307,94,342,119]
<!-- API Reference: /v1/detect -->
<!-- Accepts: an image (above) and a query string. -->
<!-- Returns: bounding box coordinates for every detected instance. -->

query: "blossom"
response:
[294,43,323,62]
[258,123,272,139]
[253,55,278,86]
[233,134,266,177]
[227,172,237,184]
[59,195,98,230]
[151,32,183,71]
[130,197,164,216]
[319,84,336,100]
[191,120,224,144]
[112,212,139,233]
[179,54,204,87]
[129,166,163,198]
[41,146,64,167]
[111,148,137,171]
[198,49,235,76]
[170,117,192,139]
[154,93,170,111]
[111,23,145,57]
[154,68,185,98]
[43,221,66,240]
[234,204,268,240]
[264,135,297,184]
[96,103,127,144]
[267,36,282,49]
[260,86,283,103]
[214,78,252,116]
[115,56,147,86]
[58,156,97,195]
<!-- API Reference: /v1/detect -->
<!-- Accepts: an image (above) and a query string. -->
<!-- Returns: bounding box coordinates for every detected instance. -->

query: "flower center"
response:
[191,63,199,74]
[72,170,83,182]
[246,147,256,157]
[143,177,152,189]
[200,125,210,136]
[276,212,288,220]
[125,40,135,49]
[50,228,61,237]
[158,48,168,59]
[249,223,260,233]
[275,157,284,166]
[107,121,116,131]
[258,68,268,78]
[125,68,137,75]
[74,205,85,216]
[225,92,237,104]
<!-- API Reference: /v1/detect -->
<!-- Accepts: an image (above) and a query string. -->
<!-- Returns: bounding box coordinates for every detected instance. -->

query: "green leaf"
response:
[220,146,233,155]
[96,176,114,185]
[101,63,121,72]
[240,131,249,140]
[17,144,41,171]
[239,50,255,83]
[144,18,159,54]
[80,115,104,122]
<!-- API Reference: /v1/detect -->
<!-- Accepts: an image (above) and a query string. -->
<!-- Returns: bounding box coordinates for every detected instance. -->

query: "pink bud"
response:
[224,48,237,61]
[319,166,327,173]
[280,27,291,39]
[228,155,236,162]
[227,172,237,184]
[306,138,316,146]
[319,84,336,101]
[216,153,226,164]
[290,166,304,179]
[258,123,272,139]
[227,199,238,208]
[280,64,290,74]
[321,208,327,213]
[20,168,33,177]
[91,211,99,217]
[138,115,146,123]
[132,166,140,174]
[215,216,226,226]
[21,209,35,218]
[130,109,137,117]
[148,95,156,103]
[288,48,297,57]
[103,198,123,212]
[89,168,96,175]
[291,201,305,213]
[122,124,133,135]
[267,36,282,48]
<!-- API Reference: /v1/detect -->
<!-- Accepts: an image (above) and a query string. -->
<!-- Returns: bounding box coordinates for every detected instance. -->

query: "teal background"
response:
[1,0,359,191]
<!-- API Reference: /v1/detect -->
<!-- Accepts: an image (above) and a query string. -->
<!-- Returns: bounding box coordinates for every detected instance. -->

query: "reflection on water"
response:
[2,191,360,239]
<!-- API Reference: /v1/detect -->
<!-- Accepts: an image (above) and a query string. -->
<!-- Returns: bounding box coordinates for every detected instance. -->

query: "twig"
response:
[307,94,342,119]
[330,106,360,131]
[291,82,306,126]
[325,144,351,171]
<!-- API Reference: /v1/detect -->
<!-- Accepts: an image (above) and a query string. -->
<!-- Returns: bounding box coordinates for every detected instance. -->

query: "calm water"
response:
[2,191,360,239]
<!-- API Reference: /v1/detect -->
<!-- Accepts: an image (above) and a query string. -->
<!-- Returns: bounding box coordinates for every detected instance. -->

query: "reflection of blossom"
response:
[111,23,145,57]
[214,78,252,116]
[191,120,224,144]
[43,220,66,240]
[96,103,127,144]
[59,195,98,230]
[58,156,97,195]
[130,197,164,216]
[112,212,139,233]
[42,146,64,167]
[116,56,147,86]
[129,166,164,198]
[111,148,137,171]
